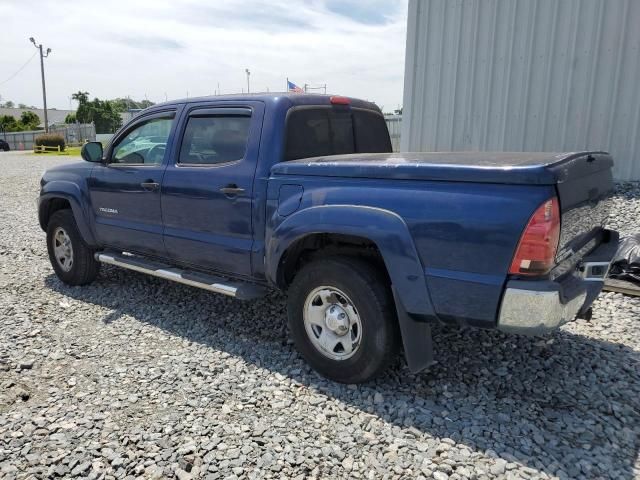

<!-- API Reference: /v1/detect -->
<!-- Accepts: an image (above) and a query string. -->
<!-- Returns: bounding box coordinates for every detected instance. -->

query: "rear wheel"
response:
[46,209,100,285]
[287,256,399,383]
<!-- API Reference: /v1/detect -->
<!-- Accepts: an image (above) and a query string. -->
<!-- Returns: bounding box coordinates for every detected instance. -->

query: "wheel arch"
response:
[275,232,389,289]
[267,205,436,318]
[39,184,97,247]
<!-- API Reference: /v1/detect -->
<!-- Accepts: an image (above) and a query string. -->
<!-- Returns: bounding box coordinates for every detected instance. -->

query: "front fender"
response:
[266,204,435,317]
[39,180,97,246]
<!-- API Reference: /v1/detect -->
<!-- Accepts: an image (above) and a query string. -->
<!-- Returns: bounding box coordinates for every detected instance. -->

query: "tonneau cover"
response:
[271,151,613,185]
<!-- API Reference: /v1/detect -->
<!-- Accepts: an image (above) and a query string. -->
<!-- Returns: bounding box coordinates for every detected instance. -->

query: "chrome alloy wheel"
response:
[303,286,362,360]
[52,227,74,272]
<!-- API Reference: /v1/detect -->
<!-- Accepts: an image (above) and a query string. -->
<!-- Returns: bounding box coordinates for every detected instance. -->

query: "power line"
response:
[0,51,38,86]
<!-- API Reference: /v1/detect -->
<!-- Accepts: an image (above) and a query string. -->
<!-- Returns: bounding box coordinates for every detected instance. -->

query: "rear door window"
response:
[284,107,390,161]
[179,114,251,165]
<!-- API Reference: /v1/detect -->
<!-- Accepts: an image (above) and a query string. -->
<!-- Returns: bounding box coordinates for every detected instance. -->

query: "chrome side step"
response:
[95,251,266,300]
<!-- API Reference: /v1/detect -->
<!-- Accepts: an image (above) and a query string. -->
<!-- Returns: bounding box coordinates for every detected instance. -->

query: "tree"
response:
[20,111,40,129]
[72,91,158,132]
[0,115,17,131]
[18,103,28,109]
[74,92,121,133]
[109,98,130,113]
[71,91,89,104]
[76,101,90,124]
[0,114,41,132]
[110,97,155,112]
[1,100,15,108]
[90,99,121,133]
[64,113,77,124]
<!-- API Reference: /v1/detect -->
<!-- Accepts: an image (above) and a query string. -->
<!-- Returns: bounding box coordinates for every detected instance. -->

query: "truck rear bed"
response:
[271,151,612,185]
[273,150,614,265]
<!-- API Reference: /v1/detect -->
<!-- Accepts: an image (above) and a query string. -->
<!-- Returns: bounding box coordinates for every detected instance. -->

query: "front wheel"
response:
[287,256,399,383]
[46,209,100,286]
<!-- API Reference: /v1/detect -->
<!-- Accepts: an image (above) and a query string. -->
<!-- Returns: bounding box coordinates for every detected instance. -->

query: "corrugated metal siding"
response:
[401,0,640,181]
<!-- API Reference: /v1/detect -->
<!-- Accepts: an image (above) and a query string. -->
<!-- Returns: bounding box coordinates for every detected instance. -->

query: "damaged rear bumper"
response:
[497,230,619,335]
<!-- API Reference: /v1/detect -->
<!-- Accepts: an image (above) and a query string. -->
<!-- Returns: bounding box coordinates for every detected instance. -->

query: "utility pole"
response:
[29,37,51,133]
[245,69,251,94]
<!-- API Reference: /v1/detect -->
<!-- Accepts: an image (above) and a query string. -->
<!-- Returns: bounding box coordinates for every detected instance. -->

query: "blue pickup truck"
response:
[39,93,618,383]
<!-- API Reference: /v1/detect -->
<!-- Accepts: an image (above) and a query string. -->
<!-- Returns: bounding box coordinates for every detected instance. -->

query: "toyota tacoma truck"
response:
[38,93,618,383]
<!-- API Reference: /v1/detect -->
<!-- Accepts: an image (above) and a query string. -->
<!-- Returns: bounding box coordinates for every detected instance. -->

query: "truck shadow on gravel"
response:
[46,268,640,480]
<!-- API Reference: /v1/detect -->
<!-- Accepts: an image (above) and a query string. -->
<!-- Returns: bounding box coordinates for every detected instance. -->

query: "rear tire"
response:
[46,209,100,286]
[287,256,399,383]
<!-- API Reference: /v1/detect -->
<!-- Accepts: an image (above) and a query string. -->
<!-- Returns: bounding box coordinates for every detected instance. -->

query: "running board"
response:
[94,251,267,300]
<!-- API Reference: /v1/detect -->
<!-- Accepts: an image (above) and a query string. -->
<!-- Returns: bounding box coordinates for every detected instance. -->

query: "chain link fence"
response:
[1,123,96,151]
[384,115,401,152]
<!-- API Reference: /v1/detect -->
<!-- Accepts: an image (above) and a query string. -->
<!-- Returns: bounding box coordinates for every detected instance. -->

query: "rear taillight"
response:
[509,197,561,276]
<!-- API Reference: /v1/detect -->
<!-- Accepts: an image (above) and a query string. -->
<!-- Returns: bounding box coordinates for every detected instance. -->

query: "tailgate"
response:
[549,152,614,262]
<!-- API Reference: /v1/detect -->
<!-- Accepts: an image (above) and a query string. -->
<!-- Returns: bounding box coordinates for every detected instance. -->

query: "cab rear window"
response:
[284,107,391,161]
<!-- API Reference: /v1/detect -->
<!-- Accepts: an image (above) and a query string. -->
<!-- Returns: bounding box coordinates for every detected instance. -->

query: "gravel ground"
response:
[1,152,639,480]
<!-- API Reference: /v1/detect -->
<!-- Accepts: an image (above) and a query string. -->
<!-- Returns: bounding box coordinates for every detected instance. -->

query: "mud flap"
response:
[392,286,434,373]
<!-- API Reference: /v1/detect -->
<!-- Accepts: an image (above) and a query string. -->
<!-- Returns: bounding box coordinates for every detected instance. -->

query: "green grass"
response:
[33,146,82,156]
[64,146,82,156]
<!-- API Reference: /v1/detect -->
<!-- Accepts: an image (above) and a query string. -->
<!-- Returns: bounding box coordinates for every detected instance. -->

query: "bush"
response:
[35,134,66,151]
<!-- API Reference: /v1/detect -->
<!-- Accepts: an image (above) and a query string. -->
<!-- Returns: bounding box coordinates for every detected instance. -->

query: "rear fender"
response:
[267,205,437,372]
[39,181,97,246]
[267,205,432,313]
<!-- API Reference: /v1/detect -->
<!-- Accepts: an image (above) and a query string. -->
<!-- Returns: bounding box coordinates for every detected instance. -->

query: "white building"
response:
[401,0,640,181]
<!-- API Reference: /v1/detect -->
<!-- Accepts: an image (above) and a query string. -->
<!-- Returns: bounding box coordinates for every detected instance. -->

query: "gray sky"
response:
[0,0,408,112]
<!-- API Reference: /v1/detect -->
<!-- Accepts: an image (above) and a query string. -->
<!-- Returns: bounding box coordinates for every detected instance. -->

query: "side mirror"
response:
[81,142,103,163]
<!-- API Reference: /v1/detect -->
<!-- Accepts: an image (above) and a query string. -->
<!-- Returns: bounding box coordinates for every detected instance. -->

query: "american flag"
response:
[287,80,304,93]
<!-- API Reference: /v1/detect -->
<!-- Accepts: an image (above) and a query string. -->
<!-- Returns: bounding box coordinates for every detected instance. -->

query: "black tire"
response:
[46,209,100,286]
[287,256,399,383]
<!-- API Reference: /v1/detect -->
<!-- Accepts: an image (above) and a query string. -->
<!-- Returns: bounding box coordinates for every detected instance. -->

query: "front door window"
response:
[111,117,174,165]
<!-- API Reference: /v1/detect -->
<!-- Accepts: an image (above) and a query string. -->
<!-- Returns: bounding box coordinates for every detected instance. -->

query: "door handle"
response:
[219,184,245,196]
[141,181,160,191]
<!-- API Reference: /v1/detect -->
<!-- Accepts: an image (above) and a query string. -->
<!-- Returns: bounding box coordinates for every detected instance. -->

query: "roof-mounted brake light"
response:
[330,96,351,105]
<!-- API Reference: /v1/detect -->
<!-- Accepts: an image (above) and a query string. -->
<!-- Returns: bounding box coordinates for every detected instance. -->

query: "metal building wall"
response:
[401,0,640,181]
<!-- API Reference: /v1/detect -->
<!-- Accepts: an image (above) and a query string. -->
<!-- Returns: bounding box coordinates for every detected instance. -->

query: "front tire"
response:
[46,209,100,286]
[287,256,399,383]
